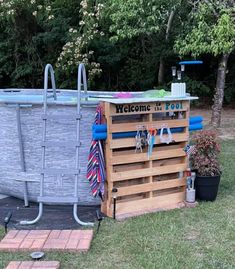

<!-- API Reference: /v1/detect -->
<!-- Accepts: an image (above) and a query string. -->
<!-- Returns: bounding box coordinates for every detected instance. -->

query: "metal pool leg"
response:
[16,105,29,207]
[16,104,26,172]
[20,202,43,225]
[73,204,94,226]
[23,181,29,207]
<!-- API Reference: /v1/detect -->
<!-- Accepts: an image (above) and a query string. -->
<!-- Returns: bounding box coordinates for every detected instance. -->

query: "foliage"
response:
[56,0,103,82]
[0,0,103,88]
[183,75,211,98]
[0,0,234,104]
[108,0,183,41]
[190,130,221,176]
[106,0,191,88]
[175,1,235,57]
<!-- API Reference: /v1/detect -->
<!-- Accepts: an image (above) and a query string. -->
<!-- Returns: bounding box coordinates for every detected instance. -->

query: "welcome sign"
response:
[115,101,184,114]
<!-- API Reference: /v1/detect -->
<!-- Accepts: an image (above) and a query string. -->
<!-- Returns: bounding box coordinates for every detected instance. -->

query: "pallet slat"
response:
[115,178,186,197]
[110,132,189,149]
[116,191,185,215]
[111,163,187,182]
[111,147,186,165]
[109,101,189,116]
[110,119,188,133]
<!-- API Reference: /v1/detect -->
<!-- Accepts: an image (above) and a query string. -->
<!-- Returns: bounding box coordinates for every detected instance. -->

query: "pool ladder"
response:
[20,63,94,226]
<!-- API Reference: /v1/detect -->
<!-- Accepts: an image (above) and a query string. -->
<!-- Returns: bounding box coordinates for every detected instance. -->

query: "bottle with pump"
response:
[186,169,196,203]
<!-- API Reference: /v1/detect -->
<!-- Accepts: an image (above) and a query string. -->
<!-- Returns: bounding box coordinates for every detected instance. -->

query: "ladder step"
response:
[42,114,82,120]
[41,141,81,147]
[41,168,80,175]
[37,196,79,204]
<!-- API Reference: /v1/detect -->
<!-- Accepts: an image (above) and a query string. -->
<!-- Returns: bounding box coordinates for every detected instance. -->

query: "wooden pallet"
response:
[101,100,190,219]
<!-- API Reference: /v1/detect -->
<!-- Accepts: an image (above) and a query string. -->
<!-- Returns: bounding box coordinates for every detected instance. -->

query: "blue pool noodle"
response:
[93,117,203,134]
[112,132,137,139]
[179,61,203,65]
[93,125,202,140]
[189,116,203,125]
[92,124,107,133]
[93,132,107,140]
[92,117,204,140]
[189,123,203,131]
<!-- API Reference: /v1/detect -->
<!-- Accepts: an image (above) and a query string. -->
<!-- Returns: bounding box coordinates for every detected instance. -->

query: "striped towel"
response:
[184,144,196,156]
[87,105,106,200]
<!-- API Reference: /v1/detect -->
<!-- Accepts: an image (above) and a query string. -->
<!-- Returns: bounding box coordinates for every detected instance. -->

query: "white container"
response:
[171,83,186,97]
[186,189,196,203]
[180,83,183,96]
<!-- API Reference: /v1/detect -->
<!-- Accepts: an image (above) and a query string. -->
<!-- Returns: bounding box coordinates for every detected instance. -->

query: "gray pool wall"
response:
[0,89,120,205]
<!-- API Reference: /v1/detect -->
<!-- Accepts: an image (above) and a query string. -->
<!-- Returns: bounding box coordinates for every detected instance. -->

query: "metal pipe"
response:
[16,104,26,172]
[16,104,29,207]
[78,63,88,101]
[43,64,57,113]
[73,204,94,226]
[73,63,94,226]
[20,203,43,225]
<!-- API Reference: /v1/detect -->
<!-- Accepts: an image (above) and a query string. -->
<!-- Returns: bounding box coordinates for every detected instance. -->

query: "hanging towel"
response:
[87,105,106,200]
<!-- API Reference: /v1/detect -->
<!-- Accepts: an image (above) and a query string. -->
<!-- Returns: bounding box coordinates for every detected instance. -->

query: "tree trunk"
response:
[158,57,165,85]
[211,53,230,128]
[157,10,175,86]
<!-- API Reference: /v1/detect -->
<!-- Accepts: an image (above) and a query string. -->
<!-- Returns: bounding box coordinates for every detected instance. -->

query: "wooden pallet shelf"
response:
[101,99,190,219]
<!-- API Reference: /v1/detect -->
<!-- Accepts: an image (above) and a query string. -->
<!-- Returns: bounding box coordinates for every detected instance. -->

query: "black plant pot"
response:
[195,175,220,201]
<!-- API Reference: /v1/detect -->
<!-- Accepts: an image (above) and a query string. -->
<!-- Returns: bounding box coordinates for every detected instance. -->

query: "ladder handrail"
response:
[43,64,57,113]
[77,63,88,104]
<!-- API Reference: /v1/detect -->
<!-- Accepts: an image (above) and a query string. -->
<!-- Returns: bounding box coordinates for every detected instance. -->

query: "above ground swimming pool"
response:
[0,89,144,205]
[0,88,199,207]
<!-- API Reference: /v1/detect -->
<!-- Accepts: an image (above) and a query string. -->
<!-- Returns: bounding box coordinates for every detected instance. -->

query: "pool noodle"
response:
[93,117,203,134]
[189,123,203,131]
[93,132,107,140]
[92,124,107,133]
[92,125,202,140]
[92,118,203,140]
[189,116,203,125]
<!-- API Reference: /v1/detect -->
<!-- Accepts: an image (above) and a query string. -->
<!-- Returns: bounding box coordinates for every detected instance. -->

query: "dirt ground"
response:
[191,108,235,140]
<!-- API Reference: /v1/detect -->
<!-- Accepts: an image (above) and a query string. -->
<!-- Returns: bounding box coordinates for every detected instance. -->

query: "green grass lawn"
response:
[0,140,234,269]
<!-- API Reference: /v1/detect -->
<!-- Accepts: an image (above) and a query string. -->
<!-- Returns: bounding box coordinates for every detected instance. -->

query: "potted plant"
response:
[190,130,221,201]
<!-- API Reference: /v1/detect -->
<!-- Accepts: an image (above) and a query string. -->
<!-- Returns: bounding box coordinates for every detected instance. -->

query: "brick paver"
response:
[5,261,60,269]
[0,229,93,252]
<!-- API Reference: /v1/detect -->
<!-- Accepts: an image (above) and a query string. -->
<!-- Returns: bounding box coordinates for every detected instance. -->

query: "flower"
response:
[48,15,54,20]
[56,0,103,80]
[79,20,85,25]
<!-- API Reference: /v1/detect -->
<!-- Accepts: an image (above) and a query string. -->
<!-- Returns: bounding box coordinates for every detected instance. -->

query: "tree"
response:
[0,0,81,88]
[0,0,103,88]
[175,0,235,128]
[56,0,104,86]
[108,0,184,85]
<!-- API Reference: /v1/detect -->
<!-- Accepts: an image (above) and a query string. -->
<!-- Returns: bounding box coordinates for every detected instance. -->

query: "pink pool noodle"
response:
[114,92,133,98]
